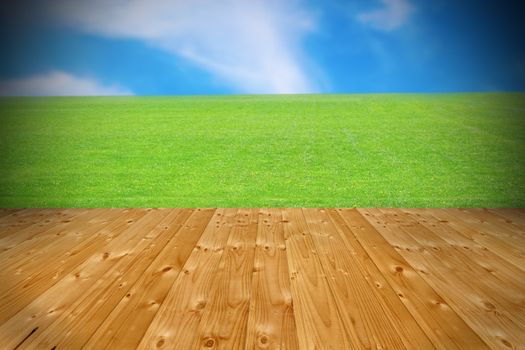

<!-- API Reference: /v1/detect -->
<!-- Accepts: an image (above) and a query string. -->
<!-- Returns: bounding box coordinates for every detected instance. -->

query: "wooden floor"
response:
[0,209,524,349]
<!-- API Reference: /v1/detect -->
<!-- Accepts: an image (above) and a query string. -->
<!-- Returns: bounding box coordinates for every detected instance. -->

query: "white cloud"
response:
[48,0,317,94]
[357,0,414,31]
[0,71,133,96]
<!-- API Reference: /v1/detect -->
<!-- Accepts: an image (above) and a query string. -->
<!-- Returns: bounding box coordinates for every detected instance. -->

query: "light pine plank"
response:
[451,209,525,249]
[0,209,70,241]
[0,209,47,227]
[245,208,299,350]
[348,209,490,349]
[403,209,525,292]
[368,208,525,350]
[0,208,20,219]
[0,209,125,284]
[480,209,525,234]
[0,209,144,324]
[282,208,355,349]
[0,208,168,349]
[429,209,525,272]
[0,208,523,349]
[303,208,410,349]
[84,208,215,349]
[22,209,194,349]
[137,208,237,349]
[0,209,86,250]
[379,209,525,322]
[191,208,259,349]
[0,208,104,269]
[323,209,435,349]
[488,209,525,227]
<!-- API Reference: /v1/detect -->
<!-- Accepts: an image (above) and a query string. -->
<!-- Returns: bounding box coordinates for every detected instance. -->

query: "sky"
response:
[0,0,524,96]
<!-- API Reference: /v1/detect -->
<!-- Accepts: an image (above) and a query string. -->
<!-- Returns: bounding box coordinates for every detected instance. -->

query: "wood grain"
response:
[282,208,354,349]
[245,208,298,350]
[84,208,215,349]
[137,208,237,349]
[0,208,523,349]
[366,208,525,350]
[346,209,490,349]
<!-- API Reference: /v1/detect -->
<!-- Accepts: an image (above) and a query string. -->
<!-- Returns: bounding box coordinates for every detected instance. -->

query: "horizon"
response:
[1,0,524,96]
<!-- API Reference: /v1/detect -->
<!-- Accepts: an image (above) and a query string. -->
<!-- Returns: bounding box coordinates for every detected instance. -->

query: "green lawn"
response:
[0,93,524,207]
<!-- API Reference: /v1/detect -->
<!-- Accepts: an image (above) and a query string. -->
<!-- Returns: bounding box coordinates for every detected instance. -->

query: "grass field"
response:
[0,93,524,207]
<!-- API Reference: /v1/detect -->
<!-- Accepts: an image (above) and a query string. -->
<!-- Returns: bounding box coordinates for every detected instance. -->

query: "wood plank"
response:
[191,208,259,349]
[0,209,123,281]
[429,209,525,272]
[21,209,194,349]
[366,208,525,350]
[0,208,523,348]
[403,209,525,292]
[387,209,525,319]
[452,209,525,249]
[487,209,525,228]
[302,208,417,349]
[137,208,237,349]
[0,209,148,324]
[0,208,20,219]
[0,208,169,349]
[0,209,90,252]
[479,209,525,233]
[0,209,40,226]
[0,209,76,241]
[245,208,299,350]
[344,209,489,349]
[0,208,105,268]
[84,208,215,349]
[320,208,435,349]
[281,208,355,349]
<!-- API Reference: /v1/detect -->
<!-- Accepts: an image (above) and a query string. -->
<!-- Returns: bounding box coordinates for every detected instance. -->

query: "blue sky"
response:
[0,0,524,95]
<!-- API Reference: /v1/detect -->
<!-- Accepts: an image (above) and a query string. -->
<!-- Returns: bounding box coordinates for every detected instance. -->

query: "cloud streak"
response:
[357,0,414,31]
[0,71,133,96]
[49,0,317,94]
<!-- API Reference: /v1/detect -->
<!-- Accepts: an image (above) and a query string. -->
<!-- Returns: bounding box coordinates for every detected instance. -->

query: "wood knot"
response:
[102,252,110,260]
[196,300,207,310]
[203,337,215,347]
[259,334,269,346]
[156,338,165,347]
[484,301,496,310]
[501,338,512,348]
[395,266,403,273]
[162,266,172,272]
